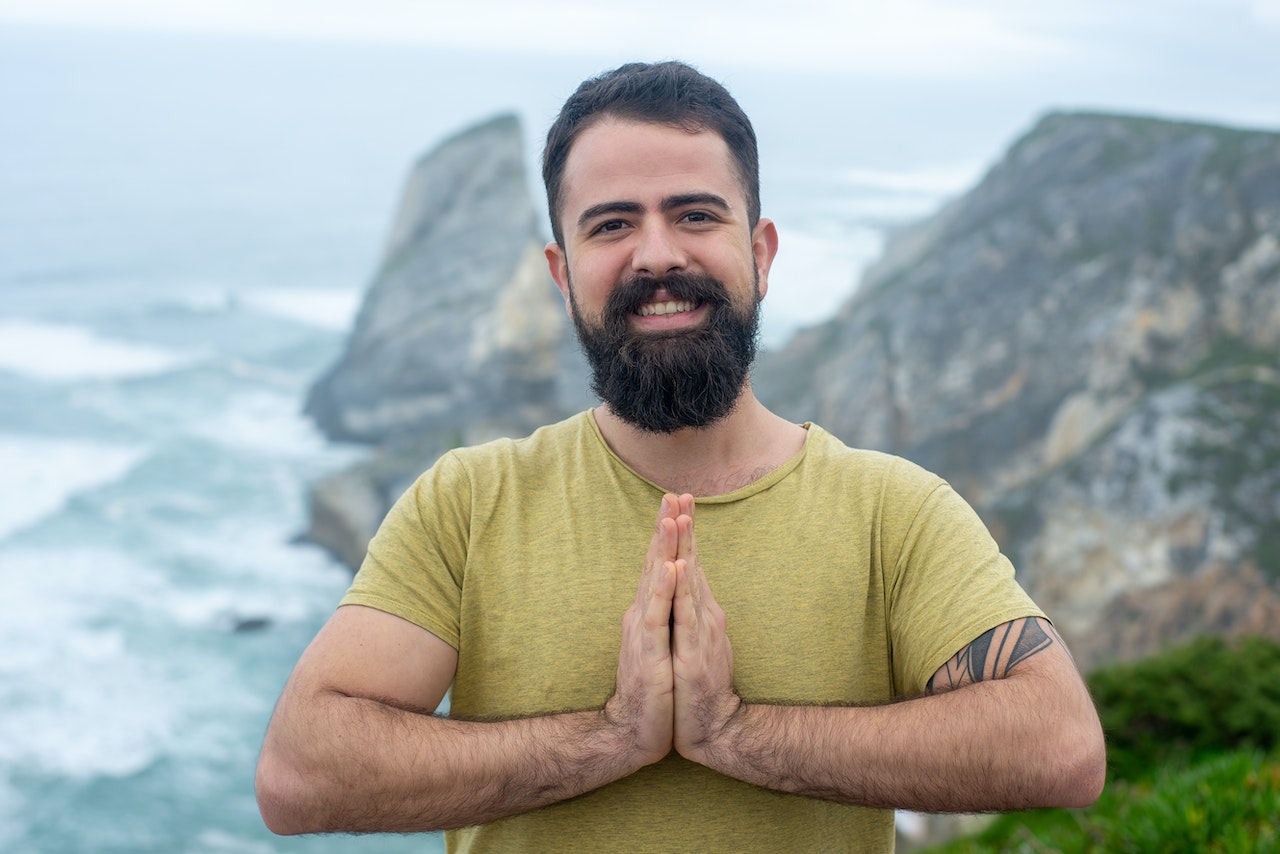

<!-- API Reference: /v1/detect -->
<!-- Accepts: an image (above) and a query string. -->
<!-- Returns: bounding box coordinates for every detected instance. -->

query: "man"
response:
[256,61,1105,852]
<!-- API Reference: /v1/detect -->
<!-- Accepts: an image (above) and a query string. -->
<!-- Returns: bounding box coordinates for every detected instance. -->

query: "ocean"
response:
[0,24,963,852]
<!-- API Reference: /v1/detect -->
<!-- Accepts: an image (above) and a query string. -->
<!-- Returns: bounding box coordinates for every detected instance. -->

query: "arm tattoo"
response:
[925,618,1059,695]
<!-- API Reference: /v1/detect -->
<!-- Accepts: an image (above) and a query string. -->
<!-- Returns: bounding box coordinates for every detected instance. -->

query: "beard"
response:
[569,270,761,434]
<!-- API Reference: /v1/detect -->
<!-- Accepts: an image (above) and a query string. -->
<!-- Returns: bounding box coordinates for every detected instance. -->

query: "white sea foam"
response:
[0,320,195,381]
[0,436,147,540]
[152,286,360,330]
[239,287,361,331]
[0,549,173,780]
[189,388,332,456]
[166,531,350,631]
[170,288,240,315]
[0,541,339,782]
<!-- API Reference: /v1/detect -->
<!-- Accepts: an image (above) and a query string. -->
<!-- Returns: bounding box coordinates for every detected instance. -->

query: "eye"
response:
[593,219,627,234]
[682,211,714,224]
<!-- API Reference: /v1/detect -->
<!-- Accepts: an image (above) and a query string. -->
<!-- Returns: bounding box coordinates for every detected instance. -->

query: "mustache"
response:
[605,272,732,318]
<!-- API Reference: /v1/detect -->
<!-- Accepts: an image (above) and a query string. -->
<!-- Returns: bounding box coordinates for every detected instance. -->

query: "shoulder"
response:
[432,411,594,474]
[406,412,603,509]
[384,412,597,541]
[800,423,946,505]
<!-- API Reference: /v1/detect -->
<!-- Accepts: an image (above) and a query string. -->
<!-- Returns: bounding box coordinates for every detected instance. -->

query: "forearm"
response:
[696,673,1104,812]
[256,689,643,834]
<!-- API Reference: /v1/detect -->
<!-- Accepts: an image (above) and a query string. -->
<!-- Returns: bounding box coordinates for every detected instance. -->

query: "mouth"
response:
[636,299,700,318]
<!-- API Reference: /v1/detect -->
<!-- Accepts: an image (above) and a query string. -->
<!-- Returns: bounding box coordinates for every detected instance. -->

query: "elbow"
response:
[1045,720,1107,808]
[1070,740,1108,808]
[255,747,321,836]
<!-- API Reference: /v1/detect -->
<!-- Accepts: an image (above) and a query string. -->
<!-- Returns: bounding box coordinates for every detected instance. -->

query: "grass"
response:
[926,748,1280,853]
[921,636,1280,853]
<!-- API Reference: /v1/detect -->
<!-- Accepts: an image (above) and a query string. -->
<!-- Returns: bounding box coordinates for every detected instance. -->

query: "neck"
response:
[592,386,807,497]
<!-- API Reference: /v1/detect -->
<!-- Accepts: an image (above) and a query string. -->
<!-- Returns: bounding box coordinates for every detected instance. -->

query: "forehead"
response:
[559,118,743,217]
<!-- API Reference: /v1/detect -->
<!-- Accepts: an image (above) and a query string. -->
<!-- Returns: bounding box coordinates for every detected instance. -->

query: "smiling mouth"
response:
[636,299,699,317]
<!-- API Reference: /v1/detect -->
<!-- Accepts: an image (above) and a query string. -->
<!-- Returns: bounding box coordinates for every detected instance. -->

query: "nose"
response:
[630,221,688,277]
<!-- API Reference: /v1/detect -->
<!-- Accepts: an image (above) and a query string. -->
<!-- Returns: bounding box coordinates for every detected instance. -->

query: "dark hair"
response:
[541,61,760,246]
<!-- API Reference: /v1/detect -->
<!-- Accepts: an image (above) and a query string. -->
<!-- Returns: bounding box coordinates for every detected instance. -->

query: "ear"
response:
[544,241,572,318]
[751,218,779,301]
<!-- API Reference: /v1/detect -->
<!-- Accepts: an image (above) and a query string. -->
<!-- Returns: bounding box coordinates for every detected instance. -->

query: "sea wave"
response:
[0,320,195,382]
[189,387,332,457]
[0,547,175,781]
[0,436,148,540]
[164,518,353,631]
[239,287,361,332]
[153,286,361,332]
[0,537,340,781]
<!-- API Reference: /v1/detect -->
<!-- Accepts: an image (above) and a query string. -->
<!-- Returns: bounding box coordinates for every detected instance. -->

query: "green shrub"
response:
[1087,635,1280,781]
[927,748,1280,853]
[922,635,1280,853]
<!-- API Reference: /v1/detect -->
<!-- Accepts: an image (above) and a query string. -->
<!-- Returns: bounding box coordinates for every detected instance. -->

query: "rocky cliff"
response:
[755,111,1280,668]
[305,110,1280,670]
[306,113,591,445]
[303,114,591,568]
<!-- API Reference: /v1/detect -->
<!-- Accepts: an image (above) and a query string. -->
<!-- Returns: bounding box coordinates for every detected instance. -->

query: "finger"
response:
[675,511,695,563]
[655,493,681,531]
[676,557,711,650]
[658,515,679,567]
[671,558,693,638]
[643,561,677,632]
[643,515,679,596]
[678,493,694,520]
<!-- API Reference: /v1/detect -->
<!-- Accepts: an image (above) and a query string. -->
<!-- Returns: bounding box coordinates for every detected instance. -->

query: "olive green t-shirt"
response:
[343,411,1043,853]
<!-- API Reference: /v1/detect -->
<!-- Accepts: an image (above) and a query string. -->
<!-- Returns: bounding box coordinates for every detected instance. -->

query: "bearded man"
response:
[256,61,1105,853]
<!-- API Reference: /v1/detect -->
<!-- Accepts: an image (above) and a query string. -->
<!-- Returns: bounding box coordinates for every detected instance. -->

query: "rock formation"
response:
[754,111,1280,668]
[306,113,591,445]
[303,114,591,566]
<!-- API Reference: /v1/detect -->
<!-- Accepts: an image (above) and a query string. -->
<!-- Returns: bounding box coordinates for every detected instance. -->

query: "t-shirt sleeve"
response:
[879,459,1045,696]
[340,451,471,650]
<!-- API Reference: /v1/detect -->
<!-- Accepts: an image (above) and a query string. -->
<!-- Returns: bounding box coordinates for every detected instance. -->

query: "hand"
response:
[668,495,742,764]
[605,495,679,766]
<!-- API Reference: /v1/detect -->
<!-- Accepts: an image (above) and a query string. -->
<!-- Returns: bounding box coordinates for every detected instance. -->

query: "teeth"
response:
[637,300,697,317]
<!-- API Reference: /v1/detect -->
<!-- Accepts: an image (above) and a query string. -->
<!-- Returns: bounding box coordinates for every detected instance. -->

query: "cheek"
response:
[566,256,620,305]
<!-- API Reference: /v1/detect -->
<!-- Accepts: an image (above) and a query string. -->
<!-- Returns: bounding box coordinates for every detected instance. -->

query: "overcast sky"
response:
[0,0,1276,90]
[4,1,1277,130]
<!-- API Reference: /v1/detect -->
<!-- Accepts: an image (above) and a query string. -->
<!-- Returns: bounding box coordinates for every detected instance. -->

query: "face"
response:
[545,119,779,432]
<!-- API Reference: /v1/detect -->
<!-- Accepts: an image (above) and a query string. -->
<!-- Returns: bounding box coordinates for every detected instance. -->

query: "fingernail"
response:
[660,497,669,515]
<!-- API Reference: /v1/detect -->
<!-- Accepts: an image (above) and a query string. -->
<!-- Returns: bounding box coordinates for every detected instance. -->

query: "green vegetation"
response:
[1091,635,1280,779]
[924,749,1280,853]
[923,636,1280,853]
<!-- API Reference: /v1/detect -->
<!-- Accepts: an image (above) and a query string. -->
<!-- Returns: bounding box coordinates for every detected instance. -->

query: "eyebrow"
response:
[575,193,733,231]
[576,201,643,231]
[662,192,731,213]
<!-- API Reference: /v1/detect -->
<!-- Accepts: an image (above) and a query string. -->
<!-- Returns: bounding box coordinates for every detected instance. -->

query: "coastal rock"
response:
[304,113,591,446]
[756,111,1280,668]
[302,114,591,557]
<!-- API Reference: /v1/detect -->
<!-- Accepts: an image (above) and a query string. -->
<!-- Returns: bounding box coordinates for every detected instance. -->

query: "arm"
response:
[683,616,1105,811]
[665,499,1106,813]
[256,509,680,838]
